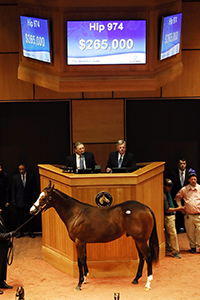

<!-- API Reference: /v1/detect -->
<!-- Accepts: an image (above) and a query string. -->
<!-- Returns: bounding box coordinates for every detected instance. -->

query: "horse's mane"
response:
[54,188,94,207]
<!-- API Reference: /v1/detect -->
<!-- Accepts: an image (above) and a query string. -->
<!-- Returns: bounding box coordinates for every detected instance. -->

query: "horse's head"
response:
[30,181,54,215]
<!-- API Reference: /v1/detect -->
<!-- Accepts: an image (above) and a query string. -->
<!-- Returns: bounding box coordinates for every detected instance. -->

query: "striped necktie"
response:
[118,155,122,168]
[80,156,83,169]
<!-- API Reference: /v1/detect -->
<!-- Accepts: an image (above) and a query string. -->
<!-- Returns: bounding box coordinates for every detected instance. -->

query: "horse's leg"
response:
[144,251,153,290]
[75,242,87,291]
[75,257,84,291]
[132,246,144,284]
[134,241,153,290]
[83,248,89,284]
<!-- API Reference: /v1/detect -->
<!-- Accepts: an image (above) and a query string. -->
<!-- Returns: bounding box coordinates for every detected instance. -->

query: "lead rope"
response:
[7,212,41,266]
[15,214,37,233]
[7,196,50,266]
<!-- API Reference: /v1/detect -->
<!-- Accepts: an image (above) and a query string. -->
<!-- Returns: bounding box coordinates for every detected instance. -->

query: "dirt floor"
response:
[2,232,200,300]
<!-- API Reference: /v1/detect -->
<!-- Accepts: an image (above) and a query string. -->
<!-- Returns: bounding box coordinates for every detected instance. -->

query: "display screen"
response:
[20,16,51,63]
[67,20,146,65]
[160,13,182,60]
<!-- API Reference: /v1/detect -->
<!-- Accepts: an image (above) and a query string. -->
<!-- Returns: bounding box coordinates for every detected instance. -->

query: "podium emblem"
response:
[95,191,113,207]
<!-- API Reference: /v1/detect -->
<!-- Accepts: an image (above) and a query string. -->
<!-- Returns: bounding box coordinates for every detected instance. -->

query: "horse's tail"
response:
[149,209,159,263]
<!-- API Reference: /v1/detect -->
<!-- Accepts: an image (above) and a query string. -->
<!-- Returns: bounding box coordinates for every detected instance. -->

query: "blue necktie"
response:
[118,155,122,168]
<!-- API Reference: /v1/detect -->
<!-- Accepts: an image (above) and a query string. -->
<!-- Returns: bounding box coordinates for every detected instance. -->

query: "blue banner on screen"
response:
[160,13,182,60]
[20,16,51,63]
[67,20,146,65]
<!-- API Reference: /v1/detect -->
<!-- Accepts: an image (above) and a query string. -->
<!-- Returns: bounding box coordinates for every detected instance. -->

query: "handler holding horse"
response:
[30,181,159,291]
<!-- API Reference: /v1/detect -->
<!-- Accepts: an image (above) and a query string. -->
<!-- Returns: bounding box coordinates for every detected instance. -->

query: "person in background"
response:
[175,168,200,254]
[0,163,10,228]
[164,178,185,259]
[12,163,36,238]
[106,140,138,173]
[0,208,17,294]
[66,142,96,173]
[169,157,189,233]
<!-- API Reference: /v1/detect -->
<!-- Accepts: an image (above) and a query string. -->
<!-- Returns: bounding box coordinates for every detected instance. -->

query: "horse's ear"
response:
[49,184,54,193]
[47,180,54,193]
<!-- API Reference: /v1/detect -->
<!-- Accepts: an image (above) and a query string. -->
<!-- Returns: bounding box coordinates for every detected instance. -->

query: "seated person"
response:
[106,140,138,173]
[66,142,96,173]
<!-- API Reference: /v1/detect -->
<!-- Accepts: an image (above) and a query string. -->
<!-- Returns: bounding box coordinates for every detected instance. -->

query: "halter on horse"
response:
[30,181,159,291]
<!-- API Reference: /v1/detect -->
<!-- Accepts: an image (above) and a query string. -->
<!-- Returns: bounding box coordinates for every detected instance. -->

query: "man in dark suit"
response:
[106,140,138,173]
[0,208,17,294]
[12,164,37,238]
[169,157,189,233]
[66,142,96,173]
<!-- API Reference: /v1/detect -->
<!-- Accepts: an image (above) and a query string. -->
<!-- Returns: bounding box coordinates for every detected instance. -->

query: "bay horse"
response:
[30,181,159,291]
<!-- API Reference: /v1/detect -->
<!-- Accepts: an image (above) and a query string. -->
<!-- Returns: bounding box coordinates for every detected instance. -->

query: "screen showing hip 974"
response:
[67,20,146,65]
[20,16,51,63]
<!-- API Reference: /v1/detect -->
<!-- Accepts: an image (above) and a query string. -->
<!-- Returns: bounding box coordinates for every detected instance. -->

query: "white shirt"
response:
[175,183,200,214]
[76,153,86,169]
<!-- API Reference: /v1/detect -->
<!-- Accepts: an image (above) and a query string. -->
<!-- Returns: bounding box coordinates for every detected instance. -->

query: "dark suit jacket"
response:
[66,152,96,173]
[12,172,36,208]
[169,168,189,200]
[106,151,138,172]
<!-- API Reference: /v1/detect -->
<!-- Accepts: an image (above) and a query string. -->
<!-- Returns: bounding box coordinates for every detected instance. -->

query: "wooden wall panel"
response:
[162,51,200,97]
[72,99,124,143]
[0,54,33,101]
[35,85,82,100]
[83,91,113,99]
[114,88,161,98]
[182,2,200,50]
[0,5,18,52]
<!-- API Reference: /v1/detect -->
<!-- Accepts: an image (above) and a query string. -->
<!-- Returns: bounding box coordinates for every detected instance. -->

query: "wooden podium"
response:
[38,162,165,278]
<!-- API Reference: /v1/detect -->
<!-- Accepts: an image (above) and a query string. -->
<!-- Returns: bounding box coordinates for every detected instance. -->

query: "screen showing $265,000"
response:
[67,20,146,65]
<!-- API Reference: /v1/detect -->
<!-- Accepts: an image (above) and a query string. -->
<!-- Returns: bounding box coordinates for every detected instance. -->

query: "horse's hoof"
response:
[83,276,87,284]
[144,286,151,291]
[132,279,138,284]
[74,286,82,292]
